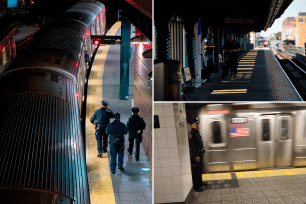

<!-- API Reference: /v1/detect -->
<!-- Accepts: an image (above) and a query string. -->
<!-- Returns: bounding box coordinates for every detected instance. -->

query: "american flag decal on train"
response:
[230,128,249,137]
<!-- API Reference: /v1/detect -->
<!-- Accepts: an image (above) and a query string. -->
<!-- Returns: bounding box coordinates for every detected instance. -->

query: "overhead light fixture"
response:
[130,35,145,43]
[142,49,152,58]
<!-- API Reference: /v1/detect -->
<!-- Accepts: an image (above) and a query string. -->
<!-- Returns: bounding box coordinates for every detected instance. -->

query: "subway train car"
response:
[0,1,105,204]
[196,103,306,173]
[0,24,16,74]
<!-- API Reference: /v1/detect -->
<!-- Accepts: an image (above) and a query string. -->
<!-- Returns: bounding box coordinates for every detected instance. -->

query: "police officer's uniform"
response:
[201,35,214,82]
[127,107,146,161]
[188,117,206,191]
[90,100,115,156]
[222,39,240,79]
[105,113,128,174]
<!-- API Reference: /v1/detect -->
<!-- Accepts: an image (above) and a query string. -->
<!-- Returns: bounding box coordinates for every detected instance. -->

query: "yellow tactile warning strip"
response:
[202,167,306,181]
[86,21,121,204]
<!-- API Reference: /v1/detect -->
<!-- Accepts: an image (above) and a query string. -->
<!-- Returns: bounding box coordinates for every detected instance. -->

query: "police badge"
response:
[188,133,193,139]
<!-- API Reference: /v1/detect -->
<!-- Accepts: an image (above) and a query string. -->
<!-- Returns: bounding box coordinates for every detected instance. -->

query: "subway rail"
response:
[193,103,306,174]
[0,24,16,74]
[275,51,306,100]
[0,0,105,203]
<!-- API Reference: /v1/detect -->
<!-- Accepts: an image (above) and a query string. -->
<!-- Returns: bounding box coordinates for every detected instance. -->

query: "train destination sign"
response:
[231,117,248,127]
[206,110,230,115]
[224,18,255,24]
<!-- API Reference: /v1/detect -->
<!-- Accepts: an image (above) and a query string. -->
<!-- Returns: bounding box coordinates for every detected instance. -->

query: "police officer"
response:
[222,34,240,79]
[127,107,146,161]
[105,113,128,174]
[90,100,115,157]
[201,33,216,82]
[188,117,206,192]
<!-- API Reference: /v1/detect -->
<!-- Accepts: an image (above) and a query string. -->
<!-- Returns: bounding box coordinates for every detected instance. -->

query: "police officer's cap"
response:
[189,117,200,125]
[132,107,139,113]
[102,100,109,106]
[114,113,120,119]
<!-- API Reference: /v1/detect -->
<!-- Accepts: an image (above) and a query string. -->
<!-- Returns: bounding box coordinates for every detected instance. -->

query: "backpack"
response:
[110,123,123,144]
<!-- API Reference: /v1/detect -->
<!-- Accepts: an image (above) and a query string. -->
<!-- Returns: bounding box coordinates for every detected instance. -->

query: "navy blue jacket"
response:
[127,115,146,135]
[90,107,115,126]
[105,120,128,144]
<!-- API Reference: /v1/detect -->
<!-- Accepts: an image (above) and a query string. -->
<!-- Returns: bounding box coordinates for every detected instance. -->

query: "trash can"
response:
[154,60,182,101]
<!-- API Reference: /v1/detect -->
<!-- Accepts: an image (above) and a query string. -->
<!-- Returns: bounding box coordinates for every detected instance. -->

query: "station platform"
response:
[194,168,306,203]
[195,48,300,101]
[86,22,152,204]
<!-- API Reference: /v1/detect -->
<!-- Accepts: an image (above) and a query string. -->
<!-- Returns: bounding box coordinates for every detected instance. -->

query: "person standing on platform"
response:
[188,117,206,192]
[222,34,240,79]
[201,33,216,82]
[127,107,146,161]
[90,100,115,157]
[105,113,128,174]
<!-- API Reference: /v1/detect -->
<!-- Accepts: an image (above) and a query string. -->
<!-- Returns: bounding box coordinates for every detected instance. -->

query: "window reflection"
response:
[262,119,270,141]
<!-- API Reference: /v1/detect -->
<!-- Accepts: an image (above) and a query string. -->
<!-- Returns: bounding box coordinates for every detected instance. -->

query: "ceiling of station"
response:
[155,0,293,33]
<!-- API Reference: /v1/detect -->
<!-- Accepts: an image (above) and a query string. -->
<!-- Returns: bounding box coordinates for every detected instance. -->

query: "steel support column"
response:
[120,18,131,100]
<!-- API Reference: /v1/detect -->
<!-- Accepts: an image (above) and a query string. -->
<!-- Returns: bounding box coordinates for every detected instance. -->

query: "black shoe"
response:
[97,153,103,157]
[103,149,107,153]
[200,181,206,186]
[111,171,115,174]
[119,167,124,171]
[135,157,139,161]
[194,186,205,192]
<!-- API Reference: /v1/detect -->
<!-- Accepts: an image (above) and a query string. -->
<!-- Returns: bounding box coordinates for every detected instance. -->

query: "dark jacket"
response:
[127,115,146,135]
[105,120,128,144]
[188,128,204,159]
[90,108,115,126]
[223,40,240,58]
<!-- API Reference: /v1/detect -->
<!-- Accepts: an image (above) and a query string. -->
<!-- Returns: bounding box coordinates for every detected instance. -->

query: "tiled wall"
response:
[154,103,193,203]
[133,28,152,181]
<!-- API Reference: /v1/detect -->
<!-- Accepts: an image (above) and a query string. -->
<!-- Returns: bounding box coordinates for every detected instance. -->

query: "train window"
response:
[298,18,303,22]
[2,46,7,65]
[280,118,289,140]
[262,119,270,141]
[212,121,222,143]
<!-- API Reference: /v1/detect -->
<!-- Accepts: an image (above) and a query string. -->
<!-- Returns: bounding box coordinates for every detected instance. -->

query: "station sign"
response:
[224,18,255,24]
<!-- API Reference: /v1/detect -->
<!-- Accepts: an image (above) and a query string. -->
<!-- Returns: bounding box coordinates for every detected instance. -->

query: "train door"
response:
[275,114,293,167]
[257,114,293,168]
[257,115,276,168]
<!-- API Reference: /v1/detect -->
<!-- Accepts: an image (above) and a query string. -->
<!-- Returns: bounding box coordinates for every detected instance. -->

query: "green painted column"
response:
[120,18,131,100]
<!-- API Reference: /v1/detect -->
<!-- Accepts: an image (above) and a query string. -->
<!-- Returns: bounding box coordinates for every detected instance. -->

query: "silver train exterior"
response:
[0,1,105,204]
[196,103,306,173]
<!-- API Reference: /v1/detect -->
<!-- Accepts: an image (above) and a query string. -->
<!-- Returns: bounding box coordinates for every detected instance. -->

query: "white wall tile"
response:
[154,185,164,195]
[155,128,167,139]
[160,157,170,168]
[155,167,161,177]
[155,194,165,203]
[171,166,181,176]
[158,148,169,158]
[166,128,176,138]
[154,107,164,117]
[154,158,160,168]
[155,177,163,186]
[159,117,165,128]
[168,147,179,158]
[154,148,159,159]
[162,176,173,186]
[164,106,174,117]
[173,184,183,194]
[154,138,158,149]
[169,157,180,167]
[165,117,175,128]
[163,185,174,195]
[167,138,178,148]
[165,194,175,203]
[172,176,183,185]
[174,193,183,202]
[163,103,173,107]
[161,167,172,177]
[157,138,168,149]
[154,103,163,107]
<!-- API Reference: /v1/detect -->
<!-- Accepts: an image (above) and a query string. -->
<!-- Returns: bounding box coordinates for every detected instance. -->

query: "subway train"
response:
[0,24,16,74]
[194,103,306,173]
[0,1,105,204]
